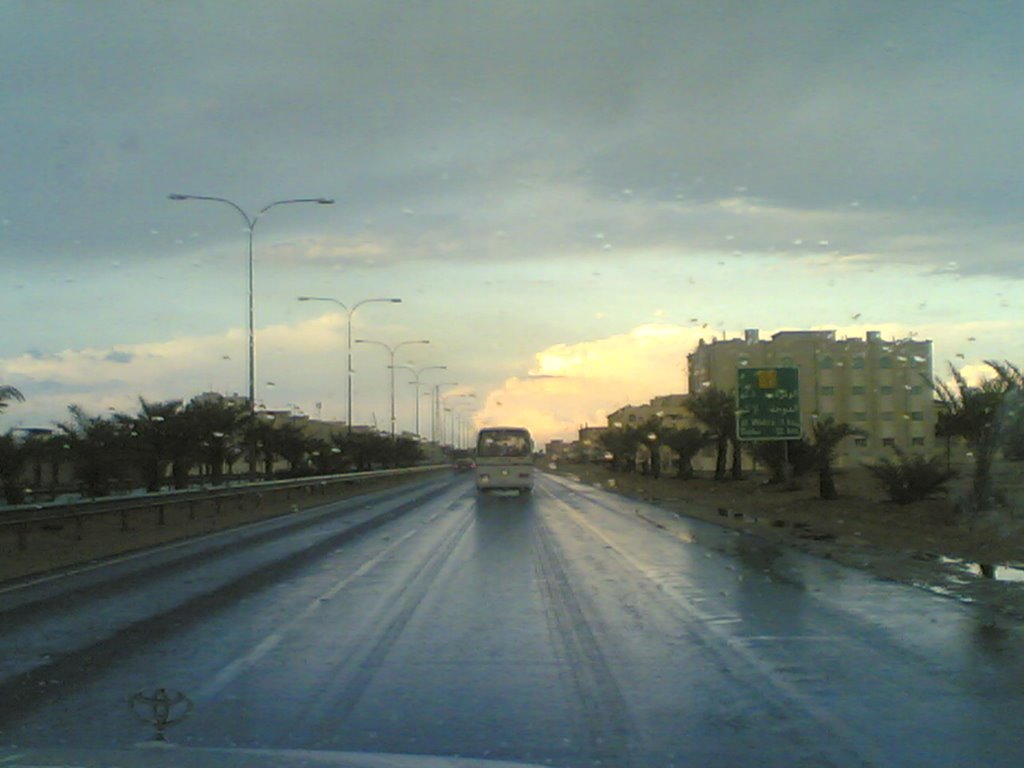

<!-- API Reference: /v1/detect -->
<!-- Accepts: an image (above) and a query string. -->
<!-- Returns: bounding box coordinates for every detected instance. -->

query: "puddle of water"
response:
[940,557,1024,582]
[914,581,976,602]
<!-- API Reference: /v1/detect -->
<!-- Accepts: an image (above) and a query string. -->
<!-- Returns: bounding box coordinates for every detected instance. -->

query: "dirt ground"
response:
[548,462,1024,621]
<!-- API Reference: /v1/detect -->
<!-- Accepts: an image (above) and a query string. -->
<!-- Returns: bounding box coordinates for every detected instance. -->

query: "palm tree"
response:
[686,386,736,480]
[986,359,1024,388]
[18,430,69,497]
[810,417,864,500]
[0,430,28,504]
[0,385,25,413]
[932,363,1009,513]
[247,417,311,478]
[986,360,1024,461]
[659,426,708,479]
[335,430,400,472]
[599,425,639,472]
[185,394,251,485]
[120,398,186,491]
[57,405,133,497]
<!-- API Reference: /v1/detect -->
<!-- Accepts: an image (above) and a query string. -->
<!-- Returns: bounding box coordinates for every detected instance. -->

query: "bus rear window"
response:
[477,429,533,458]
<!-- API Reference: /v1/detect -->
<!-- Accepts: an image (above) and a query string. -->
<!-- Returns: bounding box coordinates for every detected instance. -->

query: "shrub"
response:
[867,449,956,504]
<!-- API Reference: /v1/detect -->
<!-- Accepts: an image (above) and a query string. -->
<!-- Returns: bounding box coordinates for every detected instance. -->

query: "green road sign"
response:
[736,367,801,440]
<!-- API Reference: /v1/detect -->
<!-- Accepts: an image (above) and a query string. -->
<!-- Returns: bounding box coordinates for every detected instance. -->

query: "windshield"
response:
[477,429,533,458]
[2,3,1024,768]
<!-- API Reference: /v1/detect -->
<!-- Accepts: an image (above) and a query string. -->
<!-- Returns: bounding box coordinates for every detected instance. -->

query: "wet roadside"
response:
[547,465,1024,622]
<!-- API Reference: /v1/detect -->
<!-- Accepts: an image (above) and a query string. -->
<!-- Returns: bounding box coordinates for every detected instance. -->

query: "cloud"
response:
[4,2,1024,279]
[473,324,708,446]
[0,314,351,429]
[474,317,1024,448]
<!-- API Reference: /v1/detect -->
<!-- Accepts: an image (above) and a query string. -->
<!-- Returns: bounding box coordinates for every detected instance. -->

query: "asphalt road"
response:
[1,471,1023,767]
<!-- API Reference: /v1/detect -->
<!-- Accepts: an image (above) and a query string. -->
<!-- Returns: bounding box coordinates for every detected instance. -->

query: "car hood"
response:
[0,745,551,768]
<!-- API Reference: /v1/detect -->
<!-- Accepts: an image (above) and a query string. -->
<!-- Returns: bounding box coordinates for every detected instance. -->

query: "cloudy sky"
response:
[2,1,1022,445]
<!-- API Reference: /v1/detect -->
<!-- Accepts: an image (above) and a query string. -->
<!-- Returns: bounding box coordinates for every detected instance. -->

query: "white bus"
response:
[474,427,535,493]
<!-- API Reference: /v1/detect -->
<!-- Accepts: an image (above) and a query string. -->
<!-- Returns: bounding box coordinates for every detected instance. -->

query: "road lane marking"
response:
[538,484,886,768]
[198,527,418,700]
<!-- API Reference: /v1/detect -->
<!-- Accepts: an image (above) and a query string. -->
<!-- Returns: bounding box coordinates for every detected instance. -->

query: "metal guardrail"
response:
[0,465,447,552]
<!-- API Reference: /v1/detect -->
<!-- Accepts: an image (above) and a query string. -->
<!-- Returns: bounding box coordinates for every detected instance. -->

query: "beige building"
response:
[606,394,698,430]
[605,395,709,474]
[687,329,935,464]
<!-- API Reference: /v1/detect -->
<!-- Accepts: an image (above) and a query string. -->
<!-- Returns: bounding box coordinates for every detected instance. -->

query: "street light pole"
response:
[394,364,447,439]
[297,296,401,433]
[441,392,476,448]
[355,338,429,439]
[169,193,334,412]
[432,382,459,443]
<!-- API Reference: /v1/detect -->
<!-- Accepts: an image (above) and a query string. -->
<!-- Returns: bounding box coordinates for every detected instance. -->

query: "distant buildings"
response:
[546,328,936,469]
[607,394,695,430]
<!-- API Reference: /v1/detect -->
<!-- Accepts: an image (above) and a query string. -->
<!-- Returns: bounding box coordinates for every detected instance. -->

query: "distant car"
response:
[453,457,476,471]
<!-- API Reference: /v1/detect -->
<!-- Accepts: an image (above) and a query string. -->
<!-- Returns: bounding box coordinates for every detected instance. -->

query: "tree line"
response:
[0,390,424,504]
[597,360,1024,512]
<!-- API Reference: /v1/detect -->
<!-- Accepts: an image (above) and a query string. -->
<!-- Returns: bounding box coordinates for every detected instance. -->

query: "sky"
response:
[2,1,1023,446]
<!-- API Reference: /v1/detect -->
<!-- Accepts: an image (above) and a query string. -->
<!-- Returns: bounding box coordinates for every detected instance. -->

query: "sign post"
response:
[736,367,801,441]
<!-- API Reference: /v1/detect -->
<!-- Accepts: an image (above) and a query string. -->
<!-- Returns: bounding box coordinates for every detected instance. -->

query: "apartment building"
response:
[605,394,710,474]
[687,329,935,464]
[606,394,698,430]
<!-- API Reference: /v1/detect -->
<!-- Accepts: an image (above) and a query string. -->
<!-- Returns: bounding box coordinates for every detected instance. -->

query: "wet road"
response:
[2,472,1023,767]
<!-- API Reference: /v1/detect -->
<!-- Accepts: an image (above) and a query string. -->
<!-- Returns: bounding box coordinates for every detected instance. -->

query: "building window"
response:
[820,356,833,369]
[911,385,923,395]
[912,437,925,446]
[853,412,867,421]
[820,385,834,395]
[880,385,893,395]
[911,411,924,421]
[852,357,865,369]
[854,438,868,447]
[781,356,796,367]
[882,437,896,447]
[851,385,866,395]
[880,357,893,369]
[881,412,894,421]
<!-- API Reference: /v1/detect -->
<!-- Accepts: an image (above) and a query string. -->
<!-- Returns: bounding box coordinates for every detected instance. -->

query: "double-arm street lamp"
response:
[443,402,476,450]
[432,382,459,443]
[297,296,401,433]
[354,338,429,439]
[441,391,476,447]
[169,193,334,412]
[394,364,447,439]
